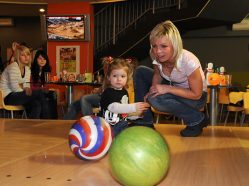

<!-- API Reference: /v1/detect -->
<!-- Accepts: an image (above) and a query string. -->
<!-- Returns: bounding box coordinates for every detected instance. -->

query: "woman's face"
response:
[19,51,31,65]
[151,36,174,63]
[37,55,47,68]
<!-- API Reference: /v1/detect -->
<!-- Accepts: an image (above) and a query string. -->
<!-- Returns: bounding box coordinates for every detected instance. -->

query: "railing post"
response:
[152,0,155,14]
[178,0,181,10]
[112,4,116,45]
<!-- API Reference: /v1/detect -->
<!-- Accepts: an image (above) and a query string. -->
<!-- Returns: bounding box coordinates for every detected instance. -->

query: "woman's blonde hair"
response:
[102,58,133,90]
[14,45,32,66]
[149,20,183,63]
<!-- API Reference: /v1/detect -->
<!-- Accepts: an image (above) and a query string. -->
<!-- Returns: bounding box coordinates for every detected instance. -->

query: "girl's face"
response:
[37,55,47,68]
[108,68,128,89]
[151,36,174,63]
[19,51,31,65]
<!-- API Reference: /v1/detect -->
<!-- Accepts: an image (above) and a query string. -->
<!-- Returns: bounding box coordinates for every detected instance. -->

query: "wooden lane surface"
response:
[0,119,248,186]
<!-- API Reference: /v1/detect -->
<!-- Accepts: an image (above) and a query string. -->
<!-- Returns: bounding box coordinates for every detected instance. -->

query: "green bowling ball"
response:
[109,126,170,186]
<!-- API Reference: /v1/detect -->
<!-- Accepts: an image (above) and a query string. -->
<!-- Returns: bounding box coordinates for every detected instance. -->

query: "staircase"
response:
[93,0,249,70]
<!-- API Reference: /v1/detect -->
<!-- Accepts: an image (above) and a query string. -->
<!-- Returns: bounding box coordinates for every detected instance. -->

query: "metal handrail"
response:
[94,0,184,53]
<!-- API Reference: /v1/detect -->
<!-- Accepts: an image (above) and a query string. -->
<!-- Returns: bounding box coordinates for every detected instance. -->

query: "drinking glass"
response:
[225,74,232,86]
[44,72,51,83]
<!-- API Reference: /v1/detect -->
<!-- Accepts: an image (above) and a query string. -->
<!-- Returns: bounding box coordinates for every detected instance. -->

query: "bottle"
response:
[206,62,214,86]
[219,66,226,86]
[62,69,68,82]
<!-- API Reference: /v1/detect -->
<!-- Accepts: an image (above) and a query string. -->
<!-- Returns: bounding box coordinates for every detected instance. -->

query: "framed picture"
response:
[56,46,80,76]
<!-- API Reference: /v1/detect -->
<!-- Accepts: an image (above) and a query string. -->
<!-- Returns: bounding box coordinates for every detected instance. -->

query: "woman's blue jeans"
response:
[64,93,101,120]
[134,66,207,126]
[4,89,49,119]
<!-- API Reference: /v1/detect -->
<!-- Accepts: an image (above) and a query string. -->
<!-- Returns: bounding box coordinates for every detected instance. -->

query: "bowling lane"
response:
[156,125,249,186]
[0,119,248,186]
[0,119,120,186]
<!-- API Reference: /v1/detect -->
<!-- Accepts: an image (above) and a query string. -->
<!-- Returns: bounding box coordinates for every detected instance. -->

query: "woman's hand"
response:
[148,84,170,97]
[24,87,32,96]
[19,83,23,89]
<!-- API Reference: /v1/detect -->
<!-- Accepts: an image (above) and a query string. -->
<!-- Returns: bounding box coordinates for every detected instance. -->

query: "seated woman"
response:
[0,44,49,119]
[31,49,58,119]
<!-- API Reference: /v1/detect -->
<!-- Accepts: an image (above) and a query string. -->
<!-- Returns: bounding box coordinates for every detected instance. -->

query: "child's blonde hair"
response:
[14,45,32,66]
[102,58,133,90]
[149,20,183,64]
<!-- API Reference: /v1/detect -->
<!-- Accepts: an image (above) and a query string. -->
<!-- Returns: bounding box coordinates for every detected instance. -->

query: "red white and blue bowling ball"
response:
[69,116,113,160]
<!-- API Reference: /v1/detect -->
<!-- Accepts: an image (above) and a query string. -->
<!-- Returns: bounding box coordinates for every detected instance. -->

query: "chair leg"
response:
[61,106,65,115]
[205,104,209,118]
[173,116,176,123]
[156,114,159,124]
[240,113,245,126]
[4,110,9,118]
[219,104,224,122]
[224,111,229,125]
[22,110,27,119]
[234,112,238,125]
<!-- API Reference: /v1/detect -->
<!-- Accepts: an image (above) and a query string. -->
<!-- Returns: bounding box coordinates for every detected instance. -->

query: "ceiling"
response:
[0,0,126,17]
[0,0,125,3]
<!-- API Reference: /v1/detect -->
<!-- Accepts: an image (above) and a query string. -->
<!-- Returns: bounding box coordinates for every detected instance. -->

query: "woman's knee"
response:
[147,95,175,112]
[134,66,152,78]
[80,95,88,105]
[81,94,100,106]
[147,96,159,108]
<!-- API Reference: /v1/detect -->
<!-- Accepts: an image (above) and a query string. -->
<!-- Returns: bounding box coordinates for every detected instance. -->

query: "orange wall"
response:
[47,2,94,76]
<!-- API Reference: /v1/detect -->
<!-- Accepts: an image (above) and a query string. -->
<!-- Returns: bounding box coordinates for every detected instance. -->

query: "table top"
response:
[0,119,248,186]
[27,81,102,86]
[48,81,102,86]
[208,84,249,90]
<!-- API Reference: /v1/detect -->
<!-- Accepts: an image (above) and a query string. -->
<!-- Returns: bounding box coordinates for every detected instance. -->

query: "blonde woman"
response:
[0,44,49,119]
[133,20,207,137]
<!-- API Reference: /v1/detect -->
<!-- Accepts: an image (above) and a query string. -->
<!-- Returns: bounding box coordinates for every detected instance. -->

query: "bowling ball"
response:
[69,115,113,160]
[109,126,170,186]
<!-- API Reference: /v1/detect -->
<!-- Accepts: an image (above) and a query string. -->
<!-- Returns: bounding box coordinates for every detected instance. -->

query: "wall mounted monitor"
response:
[46,14,90,41]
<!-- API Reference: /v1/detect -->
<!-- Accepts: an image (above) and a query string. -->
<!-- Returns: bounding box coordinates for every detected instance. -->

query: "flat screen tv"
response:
[46,15,90,41]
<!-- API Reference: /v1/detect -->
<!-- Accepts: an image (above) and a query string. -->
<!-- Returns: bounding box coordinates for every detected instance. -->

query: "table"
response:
[208,85,247,125]
[0,119,248,186]
[49,81,101,107]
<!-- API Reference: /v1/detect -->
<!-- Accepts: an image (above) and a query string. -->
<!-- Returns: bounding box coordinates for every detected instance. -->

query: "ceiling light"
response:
[39,8,45,13]
[0,18,14,26]
[90,0,127,4]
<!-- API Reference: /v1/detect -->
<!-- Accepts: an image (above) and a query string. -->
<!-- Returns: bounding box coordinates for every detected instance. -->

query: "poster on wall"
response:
[56,46,80,76]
